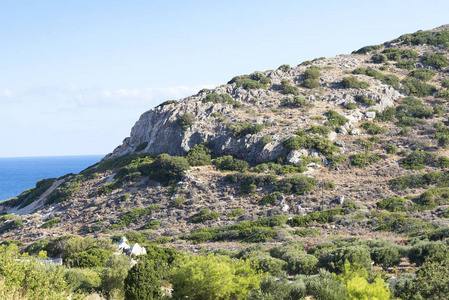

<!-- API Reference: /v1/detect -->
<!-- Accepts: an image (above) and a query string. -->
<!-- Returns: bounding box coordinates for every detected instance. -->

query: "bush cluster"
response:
[355,94,376,106]
[399,150,449,170]
[421,52,448,69]
[274,175,318,195]
[214,155,250,172]
[324,110,349,128]
[4,177,56,209]
[302,66,321,89]
[226,173,278,195]
[352,44,382,54]
[353,67,400,89]
[186,144,212,166]
[190,209,220,223]
[360,122,387,134]
[281,95,314,108]
[280,79,299,95]
[341,76,370,89]
[402,77,437,97]
[178,113,195,132]
[203,92,240,106]
[350,153,381,168]
[409,69,437,81]
[228,72,271,90]
[226,122,264,139]
[108,205,160,231]
[139,153,190,186]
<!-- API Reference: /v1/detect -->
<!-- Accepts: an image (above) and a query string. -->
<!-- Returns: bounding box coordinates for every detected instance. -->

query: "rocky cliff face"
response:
[105,55,401,163]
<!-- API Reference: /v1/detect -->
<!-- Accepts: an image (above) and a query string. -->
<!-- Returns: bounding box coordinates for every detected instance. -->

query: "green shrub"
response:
[226,122,264,139]
[408,241,448,266]
[142,220,160,230]
[274,176,317,195]
[434,104,446,116]
[124,259,164,300]
[228,208,245,218]
[287,254,319,275]
[341,76,369,89]
[282,95,314,108]
[190,209,220,224]
[101,254,131,299]
[349,153,381,168]
[170,197,186,207]
[442,79,449,88]
[67,248,113,268]
[352,45,382,54]
[402,78,437,97]
[135,142,148,152]
[371,53,388,63]
[41,217,61,229]
[214,155,250,172]
[306,270,347,300]
[421,52,448,69]
[226,173,278,195]
[279,64,291,72]
[108,205,160,231]
[352,67,400,90]
[324,181,335,190]
[46,176,82,205]
[355,95,376,106]
[186,144,212,166]
[377,197,408,212]
[309,125,330,136]
[178,113,195,132]
[395,60,417,70]
[324,110,349,128]
[203,93,239,105]
[382,48,418,60]
[436,90,449,100]
[258,135,273,146]
[360,122,386,134]
[370,247,400,269]
[280,79,299,95]
[293,228,320,237]
[288,207,346,227]
[399,151,439,170]
[304,66,321,79]
[325,154,347,167]
[344,102,357,110]
[138,153,190,186]
[171,253,264,300]
[303,78,320,89]
[259,192,282,206]
[318,246,372,273]
[409,69,436,81]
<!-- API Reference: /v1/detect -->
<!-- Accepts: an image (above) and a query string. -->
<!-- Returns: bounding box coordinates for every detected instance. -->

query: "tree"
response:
[171,252,264,300]
[124,260,164,300]
[101,254,131,299]
[337,262,391,300]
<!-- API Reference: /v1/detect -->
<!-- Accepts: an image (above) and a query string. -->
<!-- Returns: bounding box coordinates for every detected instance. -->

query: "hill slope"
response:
[2,26,449,251]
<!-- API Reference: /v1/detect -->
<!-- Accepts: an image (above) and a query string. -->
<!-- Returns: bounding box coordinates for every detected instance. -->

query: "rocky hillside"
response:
[2,26,449,251]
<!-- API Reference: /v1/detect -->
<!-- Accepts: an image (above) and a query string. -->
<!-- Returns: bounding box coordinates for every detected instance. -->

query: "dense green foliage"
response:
[226,173,278,195]
[203,93,240,105]
[139,153,190,186]
[341,76,369,89]
[402,77,437,97]
[421,52,448,69]
[353,67,400,89]
[186,144,212,166]
[360,122,387,134]
[409,69,436,81]
[108,205,160,231]
[178,113,195,132]
[214,156,250,172]
[281,95,314,108]
[352,44,382,54]
[226,122,264,139]
[124,259,164,300]
[324,110,349,128]
[171,253,264,300]
[190,209,220,223]
[41,217,61,229]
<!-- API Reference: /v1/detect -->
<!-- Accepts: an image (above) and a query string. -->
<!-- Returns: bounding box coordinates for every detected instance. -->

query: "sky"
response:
[1,0,449,157]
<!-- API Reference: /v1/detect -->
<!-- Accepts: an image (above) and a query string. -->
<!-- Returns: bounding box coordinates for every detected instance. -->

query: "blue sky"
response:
[1,0,448,157]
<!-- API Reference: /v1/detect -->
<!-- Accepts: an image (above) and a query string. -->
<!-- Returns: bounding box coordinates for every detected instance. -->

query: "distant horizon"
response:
[0,154,105,159]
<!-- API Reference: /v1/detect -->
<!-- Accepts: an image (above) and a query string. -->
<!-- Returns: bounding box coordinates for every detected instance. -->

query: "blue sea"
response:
[0,155,104,201]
